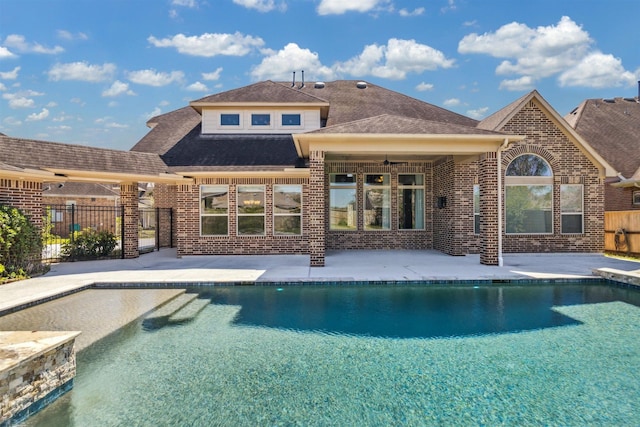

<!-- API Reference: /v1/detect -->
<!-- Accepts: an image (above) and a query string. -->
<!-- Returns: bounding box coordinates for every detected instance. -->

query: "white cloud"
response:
[4,34,64,54]
[26,108,49,121]
[441,0,457,13]
[4,117,22,126]
[0,83,5,91]
[148,32,264,57]
[202,67,223,81]
[558,52,637,88]
[102,80,136,97]
[467,106,489,119]
[399,7,425,17]
[186,81,209,92]
[143,107,163,120]
[57,30,88,41]
[172,0,198,7]
[499,75,535,91]
[251,43,335,81]
[233,0,287,12]
[456,16,636,89]
[317,0,389,15]
[46,101,57,107]
[0,66,20,80]
[443,98,461,107]
[6,96,35,108]
[48,62,116,82]
[105,122,128,129]
[0,46,16,59]
[416,82,434,91]
[126,69,185,87]
[335,38,454,80]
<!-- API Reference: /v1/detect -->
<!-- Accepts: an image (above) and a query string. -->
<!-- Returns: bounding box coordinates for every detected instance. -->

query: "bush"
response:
[61,228,118,261]
[0,204,45,283]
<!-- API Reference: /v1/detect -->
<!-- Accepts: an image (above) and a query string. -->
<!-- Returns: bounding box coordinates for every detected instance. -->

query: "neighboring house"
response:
[42,182,121,236]
[564,95,640,211]
[130,80,615,266]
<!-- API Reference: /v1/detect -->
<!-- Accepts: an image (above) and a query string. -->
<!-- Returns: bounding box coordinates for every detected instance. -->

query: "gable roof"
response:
[478,90,617,177]
[564,97,640,179]
[0,134,182,183]
[191,80,329,107]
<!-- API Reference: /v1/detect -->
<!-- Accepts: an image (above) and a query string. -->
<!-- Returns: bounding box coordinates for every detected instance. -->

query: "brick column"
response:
[479,153,499,265]
[308,150,325,266]
[0,178,43,230]
[120,182,139,259]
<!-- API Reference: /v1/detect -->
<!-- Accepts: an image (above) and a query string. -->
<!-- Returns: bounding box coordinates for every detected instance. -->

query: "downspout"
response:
[497,138,509,267]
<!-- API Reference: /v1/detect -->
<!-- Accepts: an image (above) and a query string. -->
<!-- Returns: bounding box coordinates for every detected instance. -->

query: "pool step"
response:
[143,293,199,329]
[168,298,210,325]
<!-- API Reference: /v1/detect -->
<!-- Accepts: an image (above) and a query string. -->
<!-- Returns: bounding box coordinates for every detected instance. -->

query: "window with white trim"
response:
[398,174,424,230]
[329,174,357,230]
[251,113,271,126]
[220,113,240,126]
[561,184,583,234]
[633,190,640,206]
[200,185,228,235]
[281,113,301,126]
[273,185,302,235]
[237,185,265,235]
[364,174,390,230]
[505,154,553,234]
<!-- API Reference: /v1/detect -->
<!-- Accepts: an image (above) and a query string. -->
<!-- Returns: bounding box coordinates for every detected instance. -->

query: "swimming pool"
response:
[10,283,640,426]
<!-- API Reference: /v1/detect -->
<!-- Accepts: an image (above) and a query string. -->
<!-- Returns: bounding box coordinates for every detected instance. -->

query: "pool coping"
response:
[2,276,638,318]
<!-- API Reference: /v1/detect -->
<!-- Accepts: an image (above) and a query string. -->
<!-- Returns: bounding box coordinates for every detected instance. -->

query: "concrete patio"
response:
[1,248,639,316]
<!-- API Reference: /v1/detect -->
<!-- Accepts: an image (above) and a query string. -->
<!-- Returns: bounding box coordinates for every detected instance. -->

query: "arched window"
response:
[505,154,553,234]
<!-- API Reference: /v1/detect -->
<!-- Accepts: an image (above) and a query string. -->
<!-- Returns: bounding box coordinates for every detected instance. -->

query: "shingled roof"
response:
[309,114,503,135]
[161,124,302,171]
[192,80,329,105]
[564,97,640,179]
[0,134,170,178]
[130,106,201,155]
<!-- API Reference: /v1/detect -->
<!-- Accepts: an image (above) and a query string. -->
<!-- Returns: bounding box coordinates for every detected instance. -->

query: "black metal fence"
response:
[42,204,173,262]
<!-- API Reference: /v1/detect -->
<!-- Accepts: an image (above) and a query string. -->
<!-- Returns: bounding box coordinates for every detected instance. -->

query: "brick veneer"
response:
[479,152,499,265]
[120,183,139,259]
[309,150,326,266]
[497,100,605,253]
[174,178,309,258]
[324,161,433,251]
[605,180,640,211]
[0,179,43,230]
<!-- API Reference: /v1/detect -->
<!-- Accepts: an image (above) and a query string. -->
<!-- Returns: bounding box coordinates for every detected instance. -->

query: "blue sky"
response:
[1,0,639,151]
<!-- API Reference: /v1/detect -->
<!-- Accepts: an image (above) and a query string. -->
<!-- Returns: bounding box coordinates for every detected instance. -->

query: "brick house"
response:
[131,80,614,266]
[564,95,640,211]
[0,80,616,266]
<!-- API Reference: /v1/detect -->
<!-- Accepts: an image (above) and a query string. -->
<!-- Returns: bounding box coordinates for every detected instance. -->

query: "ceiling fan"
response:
[382,155,408,166]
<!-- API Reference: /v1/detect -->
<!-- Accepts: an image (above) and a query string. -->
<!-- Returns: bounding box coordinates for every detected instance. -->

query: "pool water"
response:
[18,284,640,426]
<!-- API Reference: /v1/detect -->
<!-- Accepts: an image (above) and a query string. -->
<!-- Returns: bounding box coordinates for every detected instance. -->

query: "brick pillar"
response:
[308,150,325,266]
[175,184,197,257]
[0,178,43,230]
[154,184,176,248]
[479,153,499,265]
[120,182,139,259]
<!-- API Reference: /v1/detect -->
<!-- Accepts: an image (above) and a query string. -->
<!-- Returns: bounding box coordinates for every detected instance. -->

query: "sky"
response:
[1,0,639,151]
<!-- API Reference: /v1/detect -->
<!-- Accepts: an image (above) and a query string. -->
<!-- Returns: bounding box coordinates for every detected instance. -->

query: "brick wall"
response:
[325,161,433,251]
[0,179,43,230]
[120,183,139,258]
[605,180,640,211]
[175,178,309,257]
[497,99,605,253]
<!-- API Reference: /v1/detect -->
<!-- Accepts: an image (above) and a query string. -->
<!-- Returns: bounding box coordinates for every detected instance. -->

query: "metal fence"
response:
[42,204,173,262]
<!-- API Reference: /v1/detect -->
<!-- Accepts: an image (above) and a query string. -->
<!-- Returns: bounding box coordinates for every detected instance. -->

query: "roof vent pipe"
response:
[637,80,639,99]
[292,71,296,87]
[356,81,367,89]
[300,70,305,89]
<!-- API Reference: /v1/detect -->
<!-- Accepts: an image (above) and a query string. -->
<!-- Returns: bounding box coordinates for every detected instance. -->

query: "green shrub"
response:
[0,204,45,283]
[61,228,118,261]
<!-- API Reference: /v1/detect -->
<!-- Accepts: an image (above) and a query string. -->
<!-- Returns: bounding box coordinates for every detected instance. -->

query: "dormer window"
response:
[251,113,271,126]
[220,113,240,126]
[281,114,301,126]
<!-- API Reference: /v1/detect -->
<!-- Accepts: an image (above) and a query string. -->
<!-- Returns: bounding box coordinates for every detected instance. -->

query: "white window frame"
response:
[248,112,273,130]
[633,190,640,206]
[200,185,229,236]
[473,184,480,234]
[216,111,242,130]
[279,113,303,130]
